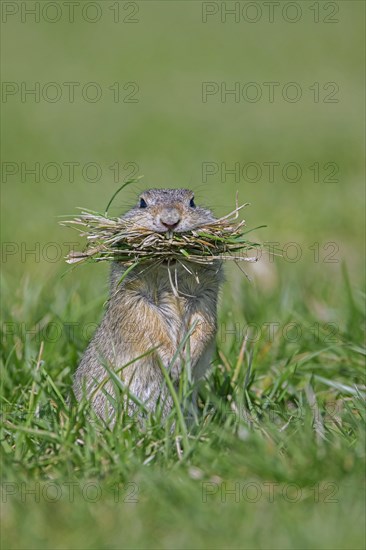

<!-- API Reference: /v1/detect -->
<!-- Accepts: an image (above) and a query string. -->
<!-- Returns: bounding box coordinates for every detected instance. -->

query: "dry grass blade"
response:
[60,202,262,267]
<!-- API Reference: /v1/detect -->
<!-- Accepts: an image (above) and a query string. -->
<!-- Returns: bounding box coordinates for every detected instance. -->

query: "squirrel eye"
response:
[189,198,196,208]
[139,198,147,208]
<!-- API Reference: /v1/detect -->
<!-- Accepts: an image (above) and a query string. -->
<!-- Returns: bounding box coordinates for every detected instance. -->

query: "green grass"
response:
[1,264,365,549]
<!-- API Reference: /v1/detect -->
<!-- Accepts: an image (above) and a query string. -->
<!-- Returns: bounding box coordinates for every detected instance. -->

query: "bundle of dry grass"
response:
[61,200,262,268]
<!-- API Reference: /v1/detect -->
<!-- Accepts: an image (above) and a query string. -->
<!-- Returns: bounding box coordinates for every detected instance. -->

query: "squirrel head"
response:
[122,188,216,233]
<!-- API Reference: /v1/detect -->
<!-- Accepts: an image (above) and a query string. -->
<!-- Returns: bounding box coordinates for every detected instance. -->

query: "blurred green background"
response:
[2,0,364,291]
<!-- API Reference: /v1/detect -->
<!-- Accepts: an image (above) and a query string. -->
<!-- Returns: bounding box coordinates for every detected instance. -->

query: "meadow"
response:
[1,1,365,548]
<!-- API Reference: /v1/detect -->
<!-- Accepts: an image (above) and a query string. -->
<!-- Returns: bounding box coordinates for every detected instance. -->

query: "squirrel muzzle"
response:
[159,207,181,231]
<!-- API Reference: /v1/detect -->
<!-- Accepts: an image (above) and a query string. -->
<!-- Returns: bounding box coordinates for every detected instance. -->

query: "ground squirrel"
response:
[73,188,223,422]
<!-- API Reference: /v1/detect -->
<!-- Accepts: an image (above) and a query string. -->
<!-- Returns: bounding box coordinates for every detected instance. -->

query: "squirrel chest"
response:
[122,263,203,317]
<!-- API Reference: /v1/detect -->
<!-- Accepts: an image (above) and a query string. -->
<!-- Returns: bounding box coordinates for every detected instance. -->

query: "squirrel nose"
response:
[160,208,181,230]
